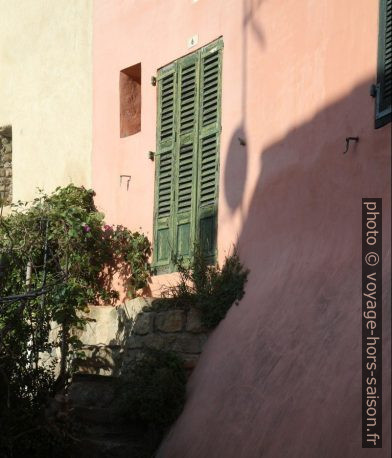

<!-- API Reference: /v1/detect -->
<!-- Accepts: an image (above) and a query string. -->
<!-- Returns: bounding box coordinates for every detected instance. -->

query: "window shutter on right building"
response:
[376,0,392,128]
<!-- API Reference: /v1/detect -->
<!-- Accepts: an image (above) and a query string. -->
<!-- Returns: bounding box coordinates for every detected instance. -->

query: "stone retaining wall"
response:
[0,125,12,205]
[73,297,209,377]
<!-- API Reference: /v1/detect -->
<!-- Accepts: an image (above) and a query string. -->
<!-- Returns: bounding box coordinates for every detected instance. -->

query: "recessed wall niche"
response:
[120,63,141,137]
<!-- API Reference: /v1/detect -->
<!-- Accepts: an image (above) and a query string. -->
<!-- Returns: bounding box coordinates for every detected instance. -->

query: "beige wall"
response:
[0,0,92,204]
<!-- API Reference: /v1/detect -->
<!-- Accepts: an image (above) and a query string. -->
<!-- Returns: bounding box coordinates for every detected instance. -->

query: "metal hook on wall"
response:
[120,175,132,191]
[343,137,359,154]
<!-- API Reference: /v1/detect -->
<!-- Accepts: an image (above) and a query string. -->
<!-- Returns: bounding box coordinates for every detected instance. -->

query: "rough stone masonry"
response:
[0,125,12,205]
[60,297,211,378]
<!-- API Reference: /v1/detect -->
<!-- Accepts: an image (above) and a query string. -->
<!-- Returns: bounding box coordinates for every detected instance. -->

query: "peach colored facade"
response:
[93,1,391,457]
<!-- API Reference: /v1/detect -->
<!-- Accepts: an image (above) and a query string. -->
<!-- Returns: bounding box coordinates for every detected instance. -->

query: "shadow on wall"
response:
[158,74,391,457]
[155,4,391,457]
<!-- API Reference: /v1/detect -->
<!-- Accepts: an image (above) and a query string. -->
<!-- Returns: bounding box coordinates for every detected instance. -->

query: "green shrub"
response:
[0,185,151,456]
[122,348,186,430]
[158,247,249,328]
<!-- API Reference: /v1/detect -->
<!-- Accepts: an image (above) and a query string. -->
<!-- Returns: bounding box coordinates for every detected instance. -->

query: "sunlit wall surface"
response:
[92,1,391,457]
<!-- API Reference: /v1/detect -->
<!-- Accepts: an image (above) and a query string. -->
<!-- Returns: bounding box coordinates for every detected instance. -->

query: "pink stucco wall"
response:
[93,1,391,457]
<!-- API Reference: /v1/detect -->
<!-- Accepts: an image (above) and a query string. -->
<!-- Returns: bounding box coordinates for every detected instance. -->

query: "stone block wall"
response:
[0,125,12,205]
[73,297,209,377]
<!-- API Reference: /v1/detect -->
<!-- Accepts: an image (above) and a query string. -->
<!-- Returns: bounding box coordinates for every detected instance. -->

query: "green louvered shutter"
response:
[153,38,223,272]
[153,64,177,270]
[376,0,392,128]
[174,52,200,261]
[197,40,223,261]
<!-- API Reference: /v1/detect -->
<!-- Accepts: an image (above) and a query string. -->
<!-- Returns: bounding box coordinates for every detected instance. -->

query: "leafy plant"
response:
[120,347,186,458]
[156,247,249,328]
[0,185,151,456]
[122,348,186,428]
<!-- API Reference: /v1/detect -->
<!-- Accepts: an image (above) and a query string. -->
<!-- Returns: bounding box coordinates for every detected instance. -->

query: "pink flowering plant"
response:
[0,184,151,304]
[0,185,151,453]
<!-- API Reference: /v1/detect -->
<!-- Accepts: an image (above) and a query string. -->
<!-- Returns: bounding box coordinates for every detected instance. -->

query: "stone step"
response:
[77,420,145,439]
[71,436,142,458]
[72,373,119,384]
[68,373,121,408]
[66,369,166,456]
[71,405,126,426]
[70,423,157,458]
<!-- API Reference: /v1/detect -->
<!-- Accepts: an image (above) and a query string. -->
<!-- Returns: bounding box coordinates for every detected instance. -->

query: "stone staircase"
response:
[61,298,210,457]
[68,374,156,458]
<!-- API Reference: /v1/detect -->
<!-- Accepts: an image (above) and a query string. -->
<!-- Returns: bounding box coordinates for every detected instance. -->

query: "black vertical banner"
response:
[362,198,382,448]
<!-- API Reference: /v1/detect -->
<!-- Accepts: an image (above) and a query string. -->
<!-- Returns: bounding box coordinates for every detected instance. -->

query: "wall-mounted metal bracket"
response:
[149,151,155,161]
[343,137,359,154]
[151,76,157,86]
[370,84,377,98]
[120,175,132,190]
[238,137,246,146]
